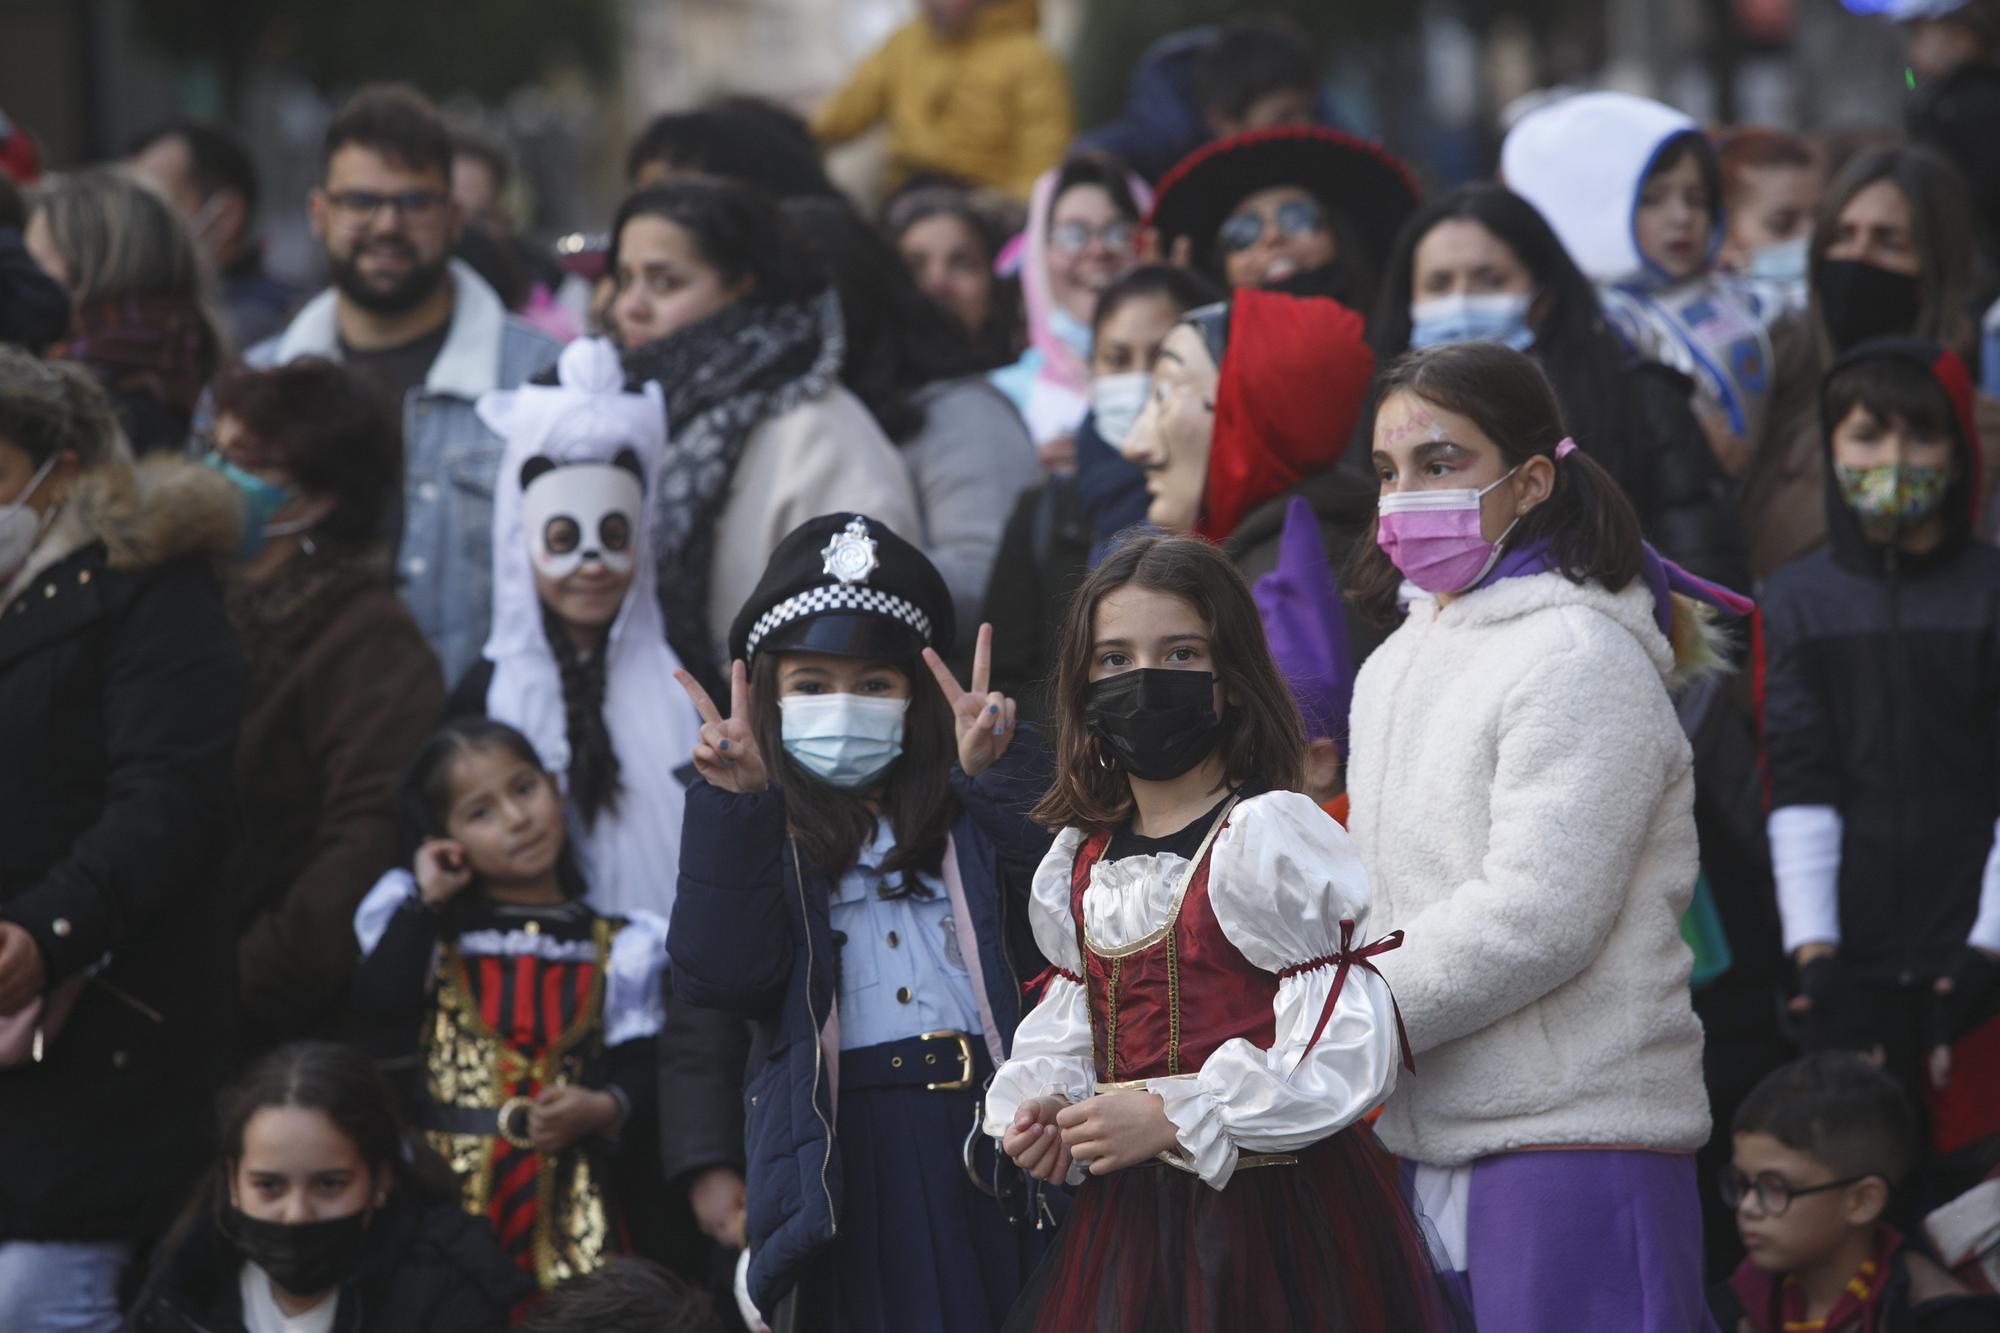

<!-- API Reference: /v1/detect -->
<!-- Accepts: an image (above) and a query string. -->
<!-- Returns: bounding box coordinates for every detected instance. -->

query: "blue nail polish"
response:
[719,739,729,751]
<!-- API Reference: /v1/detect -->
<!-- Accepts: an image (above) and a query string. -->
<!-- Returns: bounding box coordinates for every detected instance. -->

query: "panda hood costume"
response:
[476,337,700,919]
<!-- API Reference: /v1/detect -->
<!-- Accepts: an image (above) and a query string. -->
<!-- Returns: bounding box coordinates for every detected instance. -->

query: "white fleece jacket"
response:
[1346,571,1710,1167]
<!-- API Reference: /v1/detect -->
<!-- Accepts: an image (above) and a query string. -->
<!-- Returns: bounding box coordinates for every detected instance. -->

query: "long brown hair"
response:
[1807,145,1976,358]
[750,651,958,888]
[1030,534,1305,831]
[1346,342,1645,625]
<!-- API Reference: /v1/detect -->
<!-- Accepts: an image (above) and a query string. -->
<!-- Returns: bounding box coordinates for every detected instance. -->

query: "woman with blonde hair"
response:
[25,167,224,454]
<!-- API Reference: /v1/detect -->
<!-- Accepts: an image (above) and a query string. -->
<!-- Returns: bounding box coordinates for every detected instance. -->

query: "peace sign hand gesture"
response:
[923,623,1017,779]
[675,660,769,795]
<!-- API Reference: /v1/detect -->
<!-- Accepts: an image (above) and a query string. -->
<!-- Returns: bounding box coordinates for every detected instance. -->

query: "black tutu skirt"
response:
[1001,1124,1468,1333]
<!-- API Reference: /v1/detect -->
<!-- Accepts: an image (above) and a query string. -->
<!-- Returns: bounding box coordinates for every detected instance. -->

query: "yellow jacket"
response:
[811,0,1073,199]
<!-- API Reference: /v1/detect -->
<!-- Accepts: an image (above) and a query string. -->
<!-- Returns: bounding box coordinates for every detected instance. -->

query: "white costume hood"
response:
[1500,91,1711,290]
[476,337,699,919]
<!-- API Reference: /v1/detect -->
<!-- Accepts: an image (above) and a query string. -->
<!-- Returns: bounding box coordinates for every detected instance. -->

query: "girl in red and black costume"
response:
[982,533,1462,1332]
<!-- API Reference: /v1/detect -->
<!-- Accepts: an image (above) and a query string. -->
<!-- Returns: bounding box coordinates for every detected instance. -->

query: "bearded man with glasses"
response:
[241,84,559,682]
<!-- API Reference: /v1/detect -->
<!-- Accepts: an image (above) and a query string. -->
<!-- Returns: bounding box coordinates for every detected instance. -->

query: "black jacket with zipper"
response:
[1758,339,2000,984]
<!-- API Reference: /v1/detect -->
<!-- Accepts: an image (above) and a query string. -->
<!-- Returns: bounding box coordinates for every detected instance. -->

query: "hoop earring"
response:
[1090,735,1116,771]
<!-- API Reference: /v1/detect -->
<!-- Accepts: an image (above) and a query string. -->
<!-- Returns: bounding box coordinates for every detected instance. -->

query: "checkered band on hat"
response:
[743,582,934,659]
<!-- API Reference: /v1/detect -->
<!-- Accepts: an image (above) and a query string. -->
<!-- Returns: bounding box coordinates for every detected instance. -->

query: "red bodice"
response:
[1068,823,1279,1085]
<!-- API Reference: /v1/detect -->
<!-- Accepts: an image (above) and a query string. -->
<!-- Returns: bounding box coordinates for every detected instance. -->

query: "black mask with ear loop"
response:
[227,1205,375,1297]
[1084,669,1226,782]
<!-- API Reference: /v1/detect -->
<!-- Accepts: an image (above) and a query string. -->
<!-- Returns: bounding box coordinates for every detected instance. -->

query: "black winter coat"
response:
[121,1192,530,1333]
[0,458,245,1243]
[1759,344,2000,983]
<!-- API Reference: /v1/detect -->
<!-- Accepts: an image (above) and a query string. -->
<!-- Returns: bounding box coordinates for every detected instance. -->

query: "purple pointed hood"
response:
[1252,496,1353,750]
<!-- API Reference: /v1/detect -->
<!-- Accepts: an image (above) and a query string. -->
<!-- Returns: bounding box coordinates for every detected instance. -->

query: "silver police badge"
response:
[820,516,879,585]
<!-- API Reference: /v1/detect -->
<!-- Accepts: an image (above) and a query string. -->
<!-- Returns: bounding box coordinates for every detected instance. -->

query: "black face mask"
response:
[1818,258,1923,353]
[1084,669,1225,782]
[229,1206,372,1298]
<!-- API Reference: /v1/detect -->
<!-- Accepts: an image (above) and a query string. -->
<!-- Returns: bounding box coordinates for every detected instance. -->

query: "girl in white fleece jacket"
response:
[1348,341,1733,1332]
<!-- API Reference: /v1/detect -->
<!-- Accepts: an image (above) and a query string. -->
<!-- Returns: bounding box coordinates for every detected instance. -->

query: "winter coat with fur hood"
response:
[1345,570,1711,1167]
[0,455,246,1242]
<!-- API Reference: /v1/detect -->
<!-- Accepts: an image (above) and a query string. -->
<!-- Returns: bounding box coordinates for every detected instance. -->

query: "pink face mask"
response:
[1374,467,1520,595]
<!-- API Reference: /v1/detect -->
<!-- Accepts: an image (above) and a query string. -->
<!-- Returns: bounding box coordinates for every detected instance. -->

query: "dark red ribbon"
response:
[1022,964,1081,1003]
[1278,920,1415,1074]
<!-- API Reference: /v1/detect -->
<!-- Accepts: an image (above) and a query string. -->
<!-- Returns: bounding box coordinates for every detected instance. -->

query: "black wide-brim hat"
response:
[728,513,955,666]
[1147,126,1422,275]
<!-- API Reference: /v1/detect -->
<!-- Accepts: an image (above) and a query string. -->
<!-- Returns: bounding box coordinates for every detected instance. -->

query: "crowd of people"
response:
[3,2,2000,1330]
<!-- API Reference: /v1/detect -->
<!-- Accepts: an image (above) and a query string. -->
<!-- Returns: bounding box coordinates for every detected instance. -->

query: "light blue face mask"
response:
[1747,235,1809,287]
[1048,305,1094,362]
[779,693,908,790]
[1408,291,1537,351]
[204,454,293,560]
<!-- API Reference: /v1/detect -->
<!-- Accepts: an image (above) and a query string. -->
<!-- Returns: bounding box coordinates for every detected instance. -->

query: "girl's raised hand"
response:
[675,661,768,794]
[923,623,1017,779]
[414,838,474,906]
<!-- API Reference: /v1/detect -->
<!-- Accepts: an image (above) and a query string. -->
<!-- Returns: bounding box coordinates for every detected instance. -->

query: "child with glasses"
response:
[1712,1053,1996,1332]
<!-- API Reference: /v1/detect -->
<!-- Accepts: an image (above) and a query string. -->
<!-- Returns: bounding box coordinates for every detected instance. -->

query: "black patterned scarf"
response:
[624,289,845,677]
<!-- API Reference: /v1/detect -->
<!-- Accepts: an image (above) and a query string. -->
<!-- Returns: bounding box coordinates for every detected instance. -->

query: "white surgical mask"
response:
[779,693,909,789]
[1090,372,1151,447]
[0,455,59,587]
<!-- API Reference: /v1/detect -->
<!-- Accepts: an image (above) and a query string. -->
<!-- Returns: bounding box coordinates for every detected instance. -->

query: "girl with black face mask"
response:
[983,533,1463,1332]
[123,1041,528,1333]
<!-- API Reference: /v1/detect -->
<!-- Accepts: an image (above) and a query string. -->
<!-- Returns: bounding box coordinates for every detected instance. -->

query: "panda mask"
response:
[519,449,646,580]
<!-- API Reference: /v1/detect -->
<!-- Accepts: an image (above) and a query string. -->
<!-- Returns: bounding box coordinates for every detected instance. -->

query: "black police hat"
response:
[728,513,955,666]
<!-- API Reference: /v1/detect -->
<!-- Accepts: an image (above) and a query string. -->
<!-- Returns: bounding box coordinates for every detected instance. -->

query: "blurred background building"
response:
[0,0,1914,286]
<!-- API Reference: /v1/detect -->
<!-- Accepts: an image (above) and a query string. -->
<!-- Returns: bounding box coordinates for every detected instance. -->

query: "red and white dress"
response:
[983,791,1461,1332]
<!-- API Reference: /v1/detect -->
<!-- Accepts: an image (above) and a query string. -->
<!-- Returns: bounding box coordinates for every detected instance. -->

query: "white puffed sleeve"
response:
[1149,792,1401,1190]
[604,910,670,1046]
[354,868,417,957]
[982,828,1098,1141]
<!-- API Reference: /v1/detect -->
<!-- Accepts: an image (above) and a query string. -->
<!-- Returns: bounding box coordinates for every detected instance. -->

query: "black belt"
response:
[841,1030,990,1093]
[419,1096,537,1150]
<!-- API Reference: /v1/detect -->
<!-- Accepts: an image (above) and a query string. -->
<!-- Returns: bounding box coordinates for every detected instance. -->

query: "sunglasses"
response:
[1218,198,1326,255]
[1048,219,1136,256]
[1716,1166,1880,1217]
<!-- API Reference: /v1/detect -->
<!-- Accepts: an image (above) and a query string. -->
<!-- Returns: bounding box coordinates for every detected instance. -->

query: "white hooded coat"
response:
[475,338,702,920]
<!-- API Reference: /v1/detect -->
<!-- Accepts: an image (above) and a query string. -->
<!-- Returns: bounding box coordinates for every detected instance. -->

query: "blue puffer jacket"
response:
[668,740,1054,1314]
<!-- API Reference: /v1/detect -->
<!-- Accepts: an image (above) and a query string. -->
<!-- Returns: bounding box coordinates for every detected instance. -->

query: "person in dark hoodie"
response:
[0,174,69,351]
[122,1041,528,1333]
[1760,339,2000,1180]
[1073,16,1331,184]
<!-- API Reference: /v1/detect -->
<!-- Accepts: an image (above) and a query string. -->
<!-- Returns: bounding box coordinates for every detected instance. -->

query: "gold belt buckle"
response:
[920,1029,975,1092]
[497,1095,536,1150]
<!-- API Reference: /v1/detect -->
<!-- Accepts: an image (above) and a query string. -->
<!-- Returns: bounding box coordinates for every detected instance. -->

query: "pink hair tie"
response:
[1555,437,1578,460]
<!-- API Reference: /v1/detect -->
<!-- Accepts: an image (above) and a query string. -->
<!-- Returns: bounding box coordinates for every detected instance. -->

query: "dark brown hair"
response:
[210,357,402,546]
[1823,355,1956,444]
[321,83,453,182]
[1347,342,1646,625]
[402,717,588,909]
[1030,534,1305,831]
[749,652,958,888]
[149,1041,460,1270]
[1733,1052,1916,1188]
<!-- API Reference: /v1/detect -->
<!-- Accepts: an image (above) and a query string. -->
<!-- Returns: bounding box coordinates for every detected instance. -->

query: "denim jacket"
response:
[245,261,560,681]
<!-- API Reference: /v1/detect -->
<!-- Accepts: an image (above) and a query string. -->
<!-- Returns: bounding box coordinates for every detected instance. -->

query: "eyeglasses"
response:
[1717,1167,1880,1217]
[325,189,449,226]
[1218,198,1326,255]
[1049,219,1136,256]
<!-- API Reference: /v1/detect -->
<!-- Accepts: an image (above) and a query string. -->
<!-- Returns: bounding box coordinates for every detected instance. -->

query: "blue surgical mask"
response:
[204,454,292,560]
[1048,305,1093,362]
[780,693,908,789]
[1747,235,1809,287]
[1408,291,1537,352]
[1089,372,1150,447]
